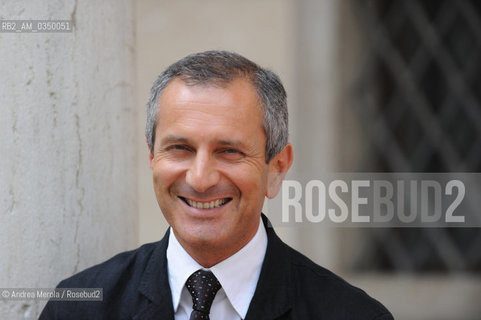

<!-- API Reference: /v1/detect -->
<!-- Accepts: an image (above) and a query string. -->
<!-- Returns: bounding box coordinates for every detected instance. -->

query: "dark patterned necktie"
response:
[185,269,222,320]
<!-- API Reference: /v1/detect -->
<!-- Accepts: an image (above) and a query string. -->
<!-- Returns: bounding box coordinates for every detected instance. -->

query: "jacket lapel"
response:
[133,230,175,320]
[244,215,293,320]
[130,216,293,320]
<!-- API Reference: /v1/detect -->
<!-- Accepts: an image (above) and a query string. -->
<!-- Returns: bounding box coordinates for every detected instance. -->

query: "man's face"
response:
[149,78,270,258]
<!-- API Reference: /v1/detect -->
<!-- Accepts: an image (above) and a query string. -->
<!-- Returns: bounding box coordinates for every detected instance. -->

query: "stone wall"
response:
[0,1,137,318]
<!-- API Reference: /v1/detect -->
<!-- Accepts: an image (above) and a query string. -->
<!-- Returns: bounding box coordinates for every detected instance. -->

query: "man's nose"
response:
[185,150,220,193]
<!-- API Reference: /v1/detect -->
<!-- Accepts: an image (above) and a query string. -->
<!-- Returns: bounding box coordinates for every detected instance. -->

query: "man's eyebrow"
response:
[159,136,246,148]
[216,139,246,149]
[159,135,190,145]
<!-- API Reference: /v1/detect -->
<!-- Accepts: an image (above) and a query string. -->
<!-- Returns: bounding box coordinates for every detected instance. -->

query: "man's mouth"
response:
[179,197,232,209]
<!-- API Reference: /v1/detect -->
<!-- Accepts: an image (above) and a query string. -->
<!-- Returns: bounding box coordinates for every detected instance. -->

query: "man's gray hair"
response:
[145,50,288,163]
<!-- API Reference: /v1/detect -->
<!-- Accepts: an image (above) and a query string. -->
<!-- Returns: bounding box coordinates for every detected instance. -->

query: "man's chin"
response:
[177,228,226,247]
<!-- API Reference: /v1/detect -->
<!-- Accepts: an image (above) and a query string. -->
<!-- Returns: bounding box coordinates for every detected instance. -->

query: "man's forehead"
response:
[162,76,258,100]
[154,77,266,149]
[179,75,235,89]
[157,77,262,114]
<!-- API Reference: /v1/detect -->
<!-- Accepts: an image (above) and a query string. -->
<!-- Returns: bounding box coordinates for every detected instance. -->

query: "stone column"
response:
[292,0,342,271]
[0,1,137,318]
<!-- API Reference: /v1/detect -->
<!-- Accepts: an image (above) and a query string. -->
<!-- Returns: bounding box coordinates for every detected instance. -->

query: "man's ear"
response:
[266,143,293,199]
[146,136,154,169]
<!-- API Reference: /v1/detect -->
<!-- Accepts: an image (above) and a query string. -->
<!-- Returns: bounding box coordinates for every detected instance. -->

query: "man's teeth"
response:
[185,198,228,209]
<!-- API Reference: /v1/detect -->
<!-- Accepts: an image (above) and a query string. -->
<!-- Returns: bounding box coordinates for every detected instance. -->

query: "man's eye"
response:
[167,145,190,151]
[223,148,239,154]
[218,148,245,158]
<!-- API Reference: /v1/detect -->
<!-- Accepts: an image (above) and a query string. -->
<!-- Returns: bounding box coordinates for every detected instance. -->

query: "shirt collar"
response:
[166,227,202,314]
[166,217,267,318]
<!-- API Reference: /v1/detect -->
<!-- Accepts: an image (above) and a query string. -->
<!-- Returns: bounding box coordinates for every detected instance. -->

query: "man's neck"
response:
[172,227,259,267]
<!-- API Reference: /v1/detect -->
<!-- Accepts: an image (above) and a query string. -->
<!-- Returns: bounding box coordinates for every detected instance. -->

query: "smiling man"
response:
[150,77,275,269]
[40,51,393,320]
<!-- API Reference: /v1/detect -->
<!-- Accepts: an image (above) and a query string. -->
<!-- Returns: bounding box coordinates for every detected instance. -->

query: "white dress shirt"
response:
[166,217,267,320]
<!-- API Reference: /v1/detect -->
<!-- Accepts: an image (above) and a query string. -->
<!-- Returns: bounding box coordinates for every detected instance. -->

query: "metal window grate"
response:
[351,0,481,272]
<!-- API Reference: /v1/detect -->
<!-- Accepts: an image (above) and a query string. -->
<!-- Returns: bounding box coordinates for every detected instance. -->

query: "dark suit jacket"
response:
[39,215,393,319]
